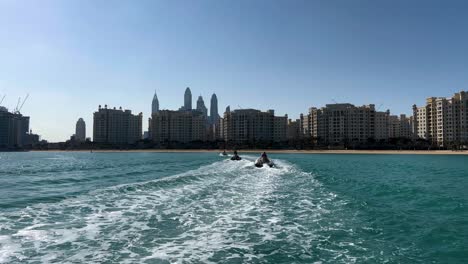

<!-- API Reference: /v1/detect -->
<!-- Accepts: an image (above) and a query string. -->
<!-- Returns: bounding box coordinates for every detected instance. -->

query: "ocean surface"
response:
[0,152,467,263]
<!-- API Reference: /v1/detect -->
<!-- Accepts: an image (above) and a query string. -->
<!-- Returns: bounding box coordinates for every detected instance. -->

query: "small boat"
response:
[254,152,274,168]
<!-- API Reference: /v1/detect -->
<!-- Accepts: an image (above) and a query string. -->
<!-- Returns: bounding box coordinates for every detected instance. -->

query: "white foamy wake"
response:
[0,156,361,263]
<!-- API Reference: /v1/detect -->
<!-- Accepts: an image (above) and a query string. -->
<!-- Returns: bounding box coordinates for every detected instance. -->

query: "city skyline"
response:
[2,0,468,142]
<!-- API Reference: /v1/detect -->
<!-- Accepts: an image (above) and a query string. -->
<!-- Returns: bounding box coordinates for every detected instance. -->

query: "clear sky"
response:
[1,0,468,142]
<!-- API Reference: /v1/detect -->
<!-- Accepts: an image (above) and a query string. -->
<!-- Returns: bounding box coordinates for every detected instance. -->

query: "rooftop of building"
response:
[96,105,142,115]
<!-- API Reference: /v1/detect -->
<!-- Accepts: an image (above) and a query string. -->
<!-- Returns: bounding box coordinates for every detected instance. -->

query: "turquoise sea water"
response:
[0,152,467,263]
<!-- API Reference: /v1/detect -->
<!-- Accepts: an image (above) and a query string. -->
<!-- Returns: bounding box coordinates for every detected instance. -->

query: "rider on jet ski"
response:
[231,150,241,160]
[255,152,274,167]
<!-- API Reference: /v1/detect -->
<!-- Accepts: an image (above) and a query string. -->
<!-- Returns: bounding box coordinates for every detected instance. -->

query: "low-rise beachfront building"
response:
[221,109,287,143]
[150,110,207,143]
[93,105,142,144]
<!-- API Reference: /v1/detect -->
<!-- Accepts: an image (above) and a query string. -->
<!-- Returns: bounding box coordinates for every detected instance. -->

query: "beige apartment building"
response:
[413,106,428,139]
[303,104,376,144]
[93,105,142,144]
[150,110,207,143]
[287,119,301,140]
[413,91,468,146]
[374,110,390,141]
[300,103,417,144]
[221,109,287,143]
[388,114,412,139]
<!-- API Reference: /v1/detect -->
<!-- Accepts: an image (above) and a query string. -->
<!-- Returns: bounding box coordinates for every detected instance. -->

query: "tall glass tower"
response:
[184,87,192,110]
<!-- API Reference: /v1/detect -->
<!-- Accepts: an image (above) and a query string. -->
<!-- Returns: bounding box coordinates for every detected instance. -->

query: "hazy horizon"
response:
[1,0,468,142]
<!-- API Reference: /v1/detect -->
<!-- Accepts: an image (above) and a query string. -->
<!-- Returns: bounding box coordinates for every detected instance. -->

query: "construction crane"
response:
[18,94,29,113]
[14,97,21,112]
[376,103,384,111]
[13,94,29,114]
[0,95,5,105]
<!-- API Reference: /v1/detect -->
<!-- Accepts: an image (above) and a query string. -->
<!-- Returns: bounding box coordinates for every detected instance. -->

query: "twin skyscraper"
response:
[151,87,219,125]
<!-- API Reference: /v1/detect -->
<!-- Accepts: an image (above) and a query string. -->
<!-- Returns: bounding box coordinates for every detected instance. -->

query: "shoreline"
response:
[27,149,468,155]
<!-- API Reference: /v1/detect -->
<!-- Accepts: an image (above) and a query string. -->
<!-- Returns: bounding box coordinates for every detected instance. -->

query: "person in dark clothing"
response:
[231,150,241,160]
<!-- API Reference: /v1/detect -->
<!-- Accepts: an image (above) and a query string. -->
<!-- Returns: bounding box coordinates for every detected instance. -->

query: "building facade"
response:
[301,103,417,144]
[221,109,287,143]
[150,110,207,143]
[93,105,142,144]
[305,104,376,144]
[374,110,390,141]
[413,105,428,139]
[0,106,30,148]
[412,91,468,146]
[287,119,301,140]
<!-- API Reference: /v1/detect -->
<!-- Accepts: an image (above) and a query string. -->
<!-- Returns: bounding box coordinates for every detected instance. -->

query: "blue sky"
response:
[1,0,468,142]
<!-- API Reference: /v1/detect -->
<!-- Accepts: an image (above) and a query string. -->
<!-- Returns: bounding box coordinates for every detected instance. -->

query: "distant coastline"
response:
[27,149,468,155]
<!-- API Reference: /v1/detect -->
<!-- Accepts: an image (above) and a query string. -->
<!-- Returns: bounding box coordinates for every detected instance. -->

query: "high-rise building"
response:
[75,118,86,141]
[184,87,192,110]
[93,105,142,144]
[210,93,219,125]
[0,107,30,148]
[221,109,287,143]
[152,90,159,114]
[196,95,208,119]
[150,110,207,143]
[412,91,468,146]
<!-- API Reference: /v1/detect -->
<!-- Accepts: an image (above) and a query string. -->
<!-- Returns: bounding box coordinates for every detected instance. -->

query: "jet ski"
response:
[230,151,242,161]
[221,150,228,156]
[254,152,274,168]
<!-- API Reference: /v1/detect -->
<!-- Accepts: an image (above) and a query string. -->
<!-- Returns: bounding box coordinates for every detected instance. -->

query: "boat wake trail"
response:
[0,157,364,263]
